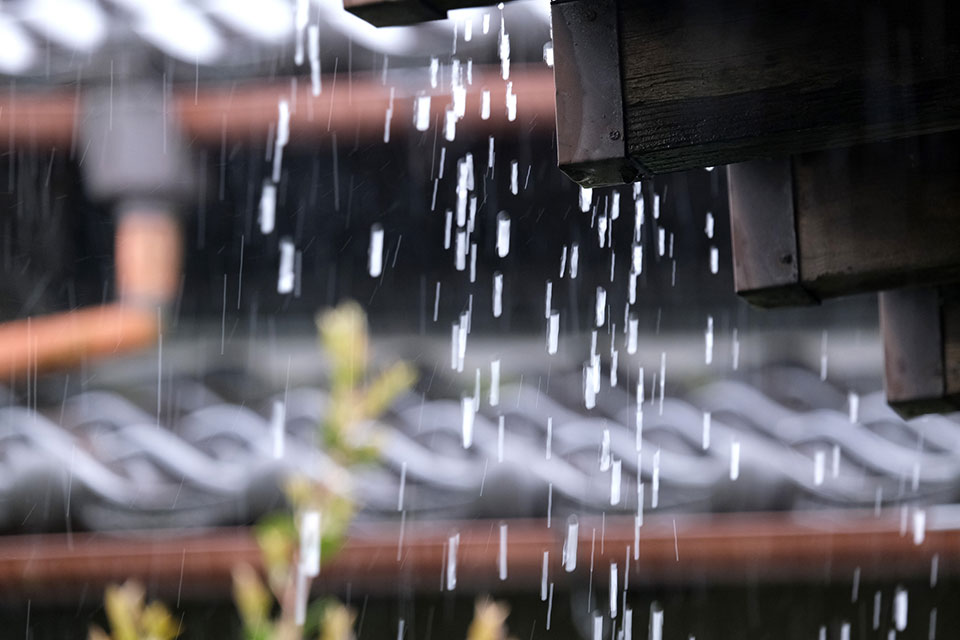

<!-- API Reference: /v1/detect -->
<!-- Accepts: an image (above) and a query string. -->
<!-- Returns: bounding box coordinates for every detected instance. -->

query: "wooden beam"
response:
[880,286,960,416]
[343,0,504,26]
[0,510,957,602]
[552,0,960,185]
[726,158,816,307]
[551,0,641,185]
[0,67,556,150]
[728,133,960,307]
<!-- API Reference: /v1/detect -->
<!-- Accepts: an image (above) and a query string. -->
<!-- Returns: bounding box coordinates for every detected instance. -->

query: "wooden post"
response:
[880,286,960,416]
[552,0,960,185]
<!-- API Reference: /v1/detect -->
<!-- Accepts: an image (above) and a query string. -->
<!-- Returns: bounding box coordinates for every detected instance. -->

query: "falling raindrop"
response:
[505,82,517,121]
[497,416,505,463]
[563,515,579,572]
[299,511,321,577]
[496,211,511,257]
[444,107,458,142]
[541,551,549,600]
[914,509,926,546]
[631,243,643,274]
[595,287,607,327]
[814,450,825,486]
[730,441,741,480]
[499,28,510,79]
[454,228,467,271]
[610,459,622,505]
[546,417,553,459]
[702,412,711,450]
[447,532,459,590]
[368,224,385,277]
[580,186,593,212]
[609,562,618,618]
[461,396,475,448]
[627,316,638,354]
[308,25,321,95]
[397,462,407,511]
[259,181,276,234]
[271,400,285,458]
[294,570,309,625]
[277,238,295,293]
[383,87,395,143]
[820,330,829,380]
[498,522,508,580]
[273,99,290,183]
[873,591,882,630]
[600,429,611,471]
[490,359,501,406]
[652,449,660,508]
[469,243,477,283]
[650,602,663,640]
[547,312,560,355]
[705,315,714,364]
[894,586,908,631]
[848,391,860,423]
[414,95,431,131]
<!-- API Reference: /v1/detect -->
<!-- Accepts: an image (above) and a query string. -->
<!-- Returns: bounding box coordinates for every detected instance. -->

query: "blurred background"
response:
[0,0,954,638]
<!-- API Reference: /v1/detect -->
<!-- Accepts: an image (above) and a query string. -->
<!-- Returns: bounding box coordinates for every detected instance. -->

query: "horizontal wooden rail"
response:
[0,510,952,602]
[0,66,555,150]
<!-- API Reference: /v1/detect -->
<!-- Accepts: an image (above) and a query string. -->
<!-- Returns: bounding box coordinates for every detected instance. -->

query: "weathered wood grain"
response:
[880,285,960,416]
[728,133,960,306]
[556,0,960,182]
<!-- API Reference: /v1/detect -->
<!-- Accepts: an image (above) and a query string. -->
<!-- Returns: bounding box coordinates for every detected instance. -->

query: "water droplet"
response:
[277,237,295,293]
[259,181,276,234]
[447,532,459,590]
[461,396,475,448]
[368,224,384,277]
[496,211,511,257]
[563,515,579,572]
[730,441,741,480]
[894,586,908,631]
[579,186,593,212]
[299,510,321,577]
[414,95,431,131]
